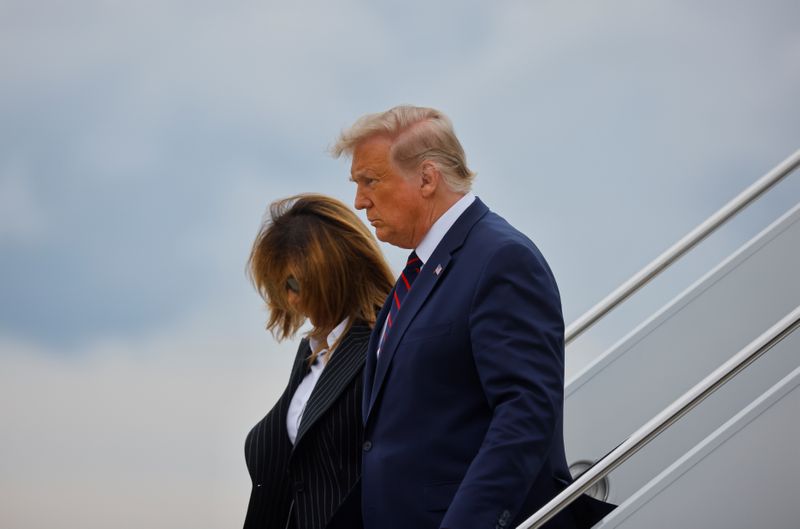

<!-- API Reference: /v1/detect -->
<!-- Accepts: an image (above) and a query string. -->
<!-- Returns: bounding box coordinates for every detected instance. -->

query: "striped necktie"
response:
[377,251,422,355]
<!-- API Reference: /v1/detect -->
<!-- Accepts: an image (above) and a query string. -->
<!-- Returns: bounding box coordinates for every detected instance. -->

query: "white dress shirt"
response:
[286,318,349,445]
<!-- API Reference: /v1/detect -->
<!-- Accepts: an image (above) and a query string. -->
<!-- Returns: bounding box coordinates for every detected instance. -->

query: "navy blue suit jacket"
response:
[362,198,583,529]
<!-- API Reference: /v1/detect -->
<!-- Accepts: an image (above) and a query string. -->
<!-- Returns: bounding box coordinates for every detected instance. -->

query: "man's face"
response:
[350,135,425,249]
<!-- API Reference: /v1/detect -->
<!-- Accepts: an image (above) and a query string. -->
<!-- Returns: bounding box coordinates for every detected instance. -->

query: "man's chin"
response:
[374,228,413,249]
[374,227,389,243]
[375,230,398,247]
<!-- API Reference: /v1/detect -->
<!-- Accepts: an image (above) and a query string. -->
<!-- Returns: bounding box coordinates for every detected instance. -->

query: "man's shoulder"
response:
[461,208,557,280]
[469,208,538,253]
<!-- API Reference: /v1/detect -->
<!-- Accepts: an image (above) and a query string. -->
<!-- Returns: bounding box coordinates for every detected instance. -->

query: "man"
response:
[332,106,612,529]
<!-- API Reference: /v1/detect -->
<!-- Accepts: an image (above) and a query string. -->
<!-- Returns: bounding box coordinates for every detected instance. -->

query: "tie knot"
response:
[395,251,422,296]
[403,252,422,281]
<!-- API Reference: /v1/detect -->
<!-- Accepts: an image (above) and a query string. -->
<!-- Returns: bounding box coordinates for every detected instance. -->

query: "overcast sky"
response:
[1,1,799,528]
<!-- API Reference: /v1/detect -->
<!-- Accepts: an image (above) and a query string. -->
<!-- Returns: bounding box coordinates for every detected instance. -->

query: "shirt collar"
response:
[309,317,349,358]
[415,192,476,264]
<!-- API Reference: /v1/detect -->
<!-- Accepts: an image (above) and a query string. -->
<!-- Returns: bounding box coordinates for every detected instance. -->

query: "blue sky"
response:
[1,1,799,527]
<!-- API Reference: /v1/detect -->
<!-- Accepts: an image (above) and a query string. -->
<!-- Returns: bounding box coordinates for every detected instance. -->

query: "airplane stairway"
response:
[515,148,800,528]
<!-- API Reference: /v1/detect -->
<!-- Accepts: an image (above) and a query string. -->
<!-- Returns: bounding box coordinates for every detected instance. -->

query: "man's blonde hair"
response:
[331,105,475,193]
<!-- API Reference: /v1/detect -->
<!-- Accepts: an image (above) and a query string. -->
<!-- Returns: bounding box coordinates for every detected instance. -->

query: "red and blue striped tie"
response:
[377,251,422,355]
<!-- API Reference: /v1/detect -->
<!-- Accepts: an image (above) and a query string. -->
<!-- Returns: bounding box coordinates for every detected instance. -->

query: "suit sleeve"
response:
[440,242,565,529]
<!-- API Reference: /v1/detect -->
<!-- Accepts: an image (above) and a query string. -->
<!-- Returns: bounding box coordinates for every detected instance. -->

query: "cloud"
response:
[0,161,47,244]
[0,306,299,529]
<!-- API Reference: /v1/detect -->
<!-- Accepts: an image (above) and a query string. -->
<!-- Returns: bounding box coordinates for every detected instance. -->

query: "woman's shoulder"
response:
[343,320,373,342]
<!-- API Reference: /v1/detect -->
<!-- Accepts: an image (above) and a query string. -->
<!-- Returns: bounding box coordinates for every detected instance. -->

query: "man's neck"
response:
[411,192,465,247]
[413,192,475,263]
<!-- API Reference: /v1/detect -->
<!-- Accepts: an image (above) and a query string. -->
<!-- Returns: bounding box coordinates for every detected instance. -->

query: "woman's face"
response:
[286,288,303,314]
[285,275,313,322]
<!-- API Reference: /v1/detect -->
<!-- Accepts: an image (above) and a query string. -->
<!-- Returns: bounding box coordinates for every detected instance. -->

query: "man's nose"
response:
[354,188,371,210]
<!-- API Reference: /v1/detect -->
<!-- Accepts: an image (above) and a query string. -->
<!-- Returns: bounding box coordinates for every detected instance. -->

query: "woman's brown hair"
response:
[248,193,394,361]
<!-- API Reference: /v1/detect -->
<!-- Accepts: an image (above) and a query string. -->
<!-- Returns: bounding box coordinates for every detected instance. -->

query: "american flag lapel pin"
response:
[434,264,443,276]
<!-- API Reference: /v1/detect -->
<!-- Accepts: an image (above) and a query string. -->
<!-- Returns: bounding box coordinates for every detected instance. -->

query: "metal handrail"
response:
[566,148,800,344]
[518,304,800,529]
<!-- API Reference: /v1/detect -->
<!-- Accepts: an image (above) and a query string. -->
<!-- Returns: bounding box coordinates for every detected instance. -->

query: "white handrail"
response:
[518,304,800,529]
[566,148,800,344]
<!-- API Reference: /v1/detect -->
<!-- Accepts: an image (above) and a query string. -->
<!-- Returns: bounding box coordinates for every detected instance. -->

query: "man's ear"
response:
[419,161,440,198]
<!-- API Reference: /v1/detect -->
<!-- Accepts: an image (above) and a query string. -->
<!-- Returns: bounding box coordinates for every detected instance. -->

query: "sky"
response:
[1,1,799,528]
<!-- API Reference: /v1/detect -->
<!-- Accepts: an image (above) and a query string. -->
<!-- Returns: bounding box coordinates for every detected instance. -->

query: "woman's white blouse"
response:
[286,319,349,445]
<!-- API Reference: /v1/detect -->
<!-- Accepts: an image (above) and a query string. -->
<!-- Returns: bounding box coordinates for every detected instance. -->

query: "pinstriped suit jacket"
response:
[244,322,370,529]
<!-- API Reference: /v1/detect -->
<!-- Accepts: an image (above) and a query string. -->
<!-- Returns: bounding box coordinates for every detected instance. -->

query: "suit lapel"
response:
[293,322,371,447]
[258,338,311,467]
[366,198,490,420]
[363,301,391,421]
[286,340,312,398]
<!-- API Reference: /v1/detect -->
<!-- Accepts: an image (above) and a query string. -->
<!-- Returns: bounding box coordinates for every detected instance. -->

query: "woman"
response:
[243,193,394,529]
